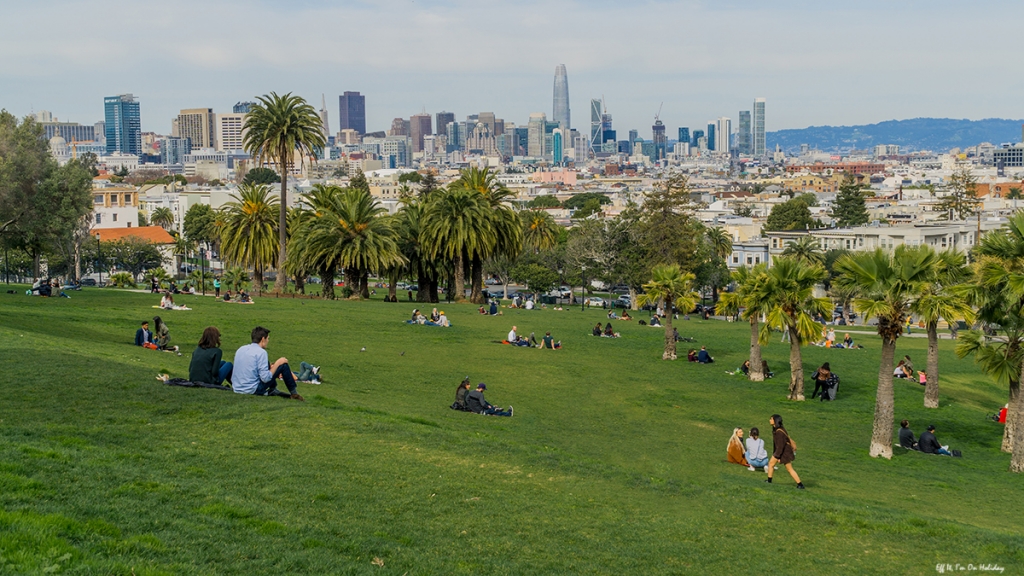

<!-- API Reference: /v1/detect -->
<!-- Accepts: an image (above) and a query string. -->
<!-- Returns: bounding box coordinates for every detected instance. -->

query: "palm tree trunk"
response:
[629,287,638,311]
[359,271,369,299]
[321,268,335,300]
[294,274,305,295]
[870,332,898,459]
[344,267,357,297]
[663,303,676,360]
[924,321,940,409]
[253,267,264,296]
[787,329,804,400]
[1004,380,1020,453]
[453,252,466,302]
[428,275,439,303]
[274,158,289,293]
[749,316,764,382]
[1009,379,1024,472]
[470,255,484,304]
[417,263,430,303]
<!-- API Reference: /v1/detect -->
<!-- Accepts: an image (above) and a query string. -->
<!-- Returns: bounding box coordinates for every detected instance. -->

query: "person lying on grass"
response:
[189,327,233,386]
[621,311,632,321]
[466,383,512,417]
[231,326,304,401]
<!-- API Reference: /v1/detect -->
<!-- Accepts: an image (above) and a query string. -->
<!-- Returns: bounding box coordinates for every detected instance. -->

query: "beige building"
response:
[216,113,246,152]
[91,185,139,229]
[177,108,215,149]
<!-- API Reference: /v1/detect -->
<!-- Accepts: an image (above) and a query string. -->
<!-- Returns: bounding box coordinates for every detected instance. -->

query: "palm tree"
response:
[781,236,825,266]
[300,187,404,299]
[171,235,195,280]
[636,264,699,360]
[150,207,174,230]
[760,257,831,400]
[219,183,279,296]
[242,92,326,293]
[290,184,342,299]
[522,210,559,252]
[705,226,733,302]
[718,263,771,381]
[222,266,249,292]
[911,250,974,408]
[451,167,522,303]
[834,246,939,459]
[422,187,496,303]
[395,199,440,303]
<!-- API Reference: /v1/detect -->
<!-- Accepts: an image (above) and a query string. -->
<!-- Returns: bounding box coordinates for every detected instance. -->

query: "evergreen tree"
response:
[350,170,370,193]
[765,198,814,231]
[831,173,870,227]
[938,165,979,220]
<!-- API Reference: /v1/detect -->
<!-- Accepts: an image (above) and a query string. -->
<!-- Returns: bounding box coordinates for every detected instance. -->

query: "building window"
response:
[95,213,101,224]
[112,213,118,222]
[858,238,863,247]
[746,256,753,265]
[846,239,851,249]
[127,222,132,228]
[772,239,778,248]
[732,255,739,263]
[94,195,103,204]
[754,256,761,264]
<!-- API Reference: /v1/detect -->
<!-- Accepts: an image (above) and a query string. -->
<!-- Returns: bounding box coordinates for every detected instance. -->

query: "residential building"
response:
[785,162,886,175]
[738,111,751,155]
[994,144,1024,168]
[380,136,411,168]
[216,113,246,152]
[874,144,901,158]
[337,129,361,145]
[104,94,141,155]
[410,114,432,153]
[553,64,570,128]
[93,226,177,277]
[727,238,770,269]
[91,186,140,229]
[753,98,766,156]
[160,137,191,165]
[338,92,366,134]
[177,108,215,149]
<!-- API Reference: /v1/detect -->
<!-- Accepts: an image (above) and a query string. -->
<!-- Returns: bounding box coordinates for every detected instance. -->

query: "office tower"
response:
[94,121,106,145]
[691,129,704,148]
[553,64,570,129]
[493,119,505,136]
[738,111,751,155]
[410,113,432,153]
[177,108,215,149]
[381,136,411,168]
[339,91,366,134]
[590,99,603,154]
[446,121,462,151]
[338,129,361,145]
[551,128,565,165]
[528,113,547,158]
[753,98,766,156]
[478,112,496,135]
[41,121,96,144]
[678,127,690,147]
[216,113,246,152]
[319,95,330,141]
[233,101,255,114]
[436,112,455,136]
[652,120,667,160]
[104,94,141,155]
[160,137,191,165]
[389,118,410,136]
[706,123,716,152]
[715,117,732,153]
[628,129,639,144]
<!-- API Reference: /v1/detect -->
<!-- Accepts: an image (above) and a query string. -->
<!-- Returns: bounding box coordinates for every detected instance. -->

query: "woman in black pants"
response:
[810,362,831,399]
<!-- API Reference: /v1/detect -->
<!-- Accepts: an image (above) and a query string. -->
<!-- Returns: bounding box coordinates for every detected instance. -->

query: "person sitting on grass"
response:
[592,322,603,337]
[490,301,499,315]
[222,290,233,302]
[761,360,774,379]
[727,428,749,466]
[697,346,714,364]
[918,425,952,456]
[231,326,304,401]
[430,308,440,322]
[687,349,698,362]
[438,311,451,327]
[893,359,912,379]
[452,377,472,411]
[152,316,180,354]
[189,326,233,386]
[524,299,535,310]
[479,306,487,314]
[540,331,561,350]
[160,292,175,310]
[843,333,854,347]
[134,320,155,348]
[898,419,918,450]
[466,383,512,417]
[649,316,661,327]
[603,323,620,338]
[621,311,632,321]
[745,427,770,471]
[239,291,252,303]
[507,326,518,344]
[607,310,618,320]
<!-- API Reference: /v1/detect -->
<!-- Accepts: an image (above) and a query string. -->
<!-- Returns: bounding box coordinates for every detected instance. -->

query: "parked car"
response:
[585,296,604,307]
[485,278,499,285]
[609,284,630,295]
[80,278,97,287]
[615,295,631,308]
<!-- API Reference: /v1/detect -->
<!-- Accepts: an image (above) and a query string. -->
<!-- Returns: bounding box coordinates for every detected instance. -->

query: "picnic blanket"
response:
[161,377,230,391]
[152,305,192,310]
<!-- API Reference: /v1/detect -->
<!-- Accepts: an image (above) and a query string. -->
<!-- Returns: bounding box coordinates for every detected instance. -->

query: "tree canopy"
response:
[765,198,815,231]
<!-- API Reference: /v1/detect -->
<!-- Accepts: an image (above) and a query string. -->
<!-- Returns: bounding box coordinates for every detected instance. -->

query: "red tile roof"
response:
[92,226,175,244]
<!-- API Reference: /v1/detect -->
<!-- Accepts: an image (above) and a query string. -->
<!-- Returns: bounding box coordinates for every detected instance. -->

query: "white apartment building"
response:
[91,185,139,229]
[216,113,246,152]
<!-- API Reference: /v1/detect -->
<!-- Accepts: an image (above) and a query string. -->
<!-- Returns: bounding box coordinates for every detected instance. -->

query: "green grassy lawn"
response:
[0,287,1021,575]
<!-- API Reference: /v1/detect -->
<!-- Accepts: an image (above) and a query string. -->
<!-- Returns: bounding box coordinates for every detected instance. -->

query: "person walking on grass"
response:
[231,326,304,401]
[765,414,805,489]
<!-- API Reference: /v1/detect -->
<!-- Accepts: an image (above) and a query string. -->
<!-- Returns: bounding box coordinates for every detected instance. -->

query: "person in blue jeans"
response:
[466,383,512,417]
[918,425,952,456]
[296,362,321,383]
[744,427,770,471]
[189,326,233,386]
[232,326,304,401]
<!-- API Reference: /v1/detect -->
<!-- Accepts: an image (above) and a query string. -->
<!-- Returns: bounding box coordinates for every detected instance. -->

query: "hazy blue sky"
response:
[3,0,1021,138]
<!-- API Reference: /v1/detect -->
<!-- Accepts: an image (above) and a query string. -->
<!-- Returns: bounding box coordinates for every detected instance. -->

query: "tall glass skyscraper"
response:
[590,99,603,154]
[553,65,570,129]
[104,94,141,155]
[753,98,766,156]
[652,120,666,160]
[339,92,366,134]
[678,127,689,146]
[738,111,751,154]
[706,123,716,152]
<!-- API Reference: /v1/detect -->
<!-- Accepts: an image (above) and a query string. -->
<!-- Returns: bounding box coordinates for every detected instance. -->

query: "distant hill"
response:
[766,118,1024,154]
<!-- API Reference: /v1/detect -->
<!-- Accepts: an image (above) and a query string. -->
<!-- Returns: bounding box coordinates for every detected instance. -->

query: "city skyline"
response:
[3,0,1021,136]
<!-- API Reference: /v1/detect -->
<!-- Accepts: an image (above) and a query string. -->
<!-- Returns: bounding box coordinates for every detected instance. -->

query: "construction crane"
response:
[655,102,663,123]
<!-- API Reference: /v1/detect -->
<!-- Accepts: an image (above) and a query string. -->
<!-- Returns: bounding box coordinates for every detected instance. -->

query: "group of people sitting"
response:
[154,325,320,401]
[687,346,714,363]
[479,301,505,315]
[221,290,253,303]
[606,310,632,321]
[726,415,805,488]
[407,308,451,327]
[29,278,69,298]
[159,292,192,311]
[507,295,534,309]
[451,378,512,416]
[810,362,840,401]
[134,317,180,354]
[503,326,561,349]
[899,420,959,456]
[893,355,926,384]
[592,322,620,338]
[816,328,863,349]
[730,359,774,378]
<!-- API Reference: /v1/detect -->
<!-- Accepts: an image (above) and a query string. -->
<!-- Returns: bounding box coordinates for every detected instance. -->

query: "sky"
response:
[2,0,1022,138]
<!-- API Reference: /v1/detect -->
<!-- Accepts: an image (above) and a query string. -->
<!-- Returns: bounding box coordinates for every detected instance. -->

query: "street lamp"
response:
[580,265,586,312]
[201,242,206,296]
[95,233,102,287]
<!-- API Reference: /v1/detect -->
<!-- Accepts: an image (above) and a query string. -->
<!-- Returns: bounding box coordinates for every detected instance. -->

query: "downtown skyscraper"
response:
[753,98,766,156]
[553,64,570,129]
[338,91,366,135]
[104,94,141,155]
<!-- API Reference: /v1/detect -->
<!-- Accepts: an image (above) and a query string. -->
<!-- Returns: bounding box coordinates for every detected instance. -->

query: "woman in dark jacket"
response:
[765,414,805,489]
[189,326,232,386]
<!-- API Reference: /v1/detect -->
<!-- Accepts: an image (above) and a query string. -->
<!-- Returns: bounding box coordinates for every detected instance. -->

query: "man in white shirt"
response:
[507,326,518,343]
[232,326,304,401]
[524,299,534,310]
